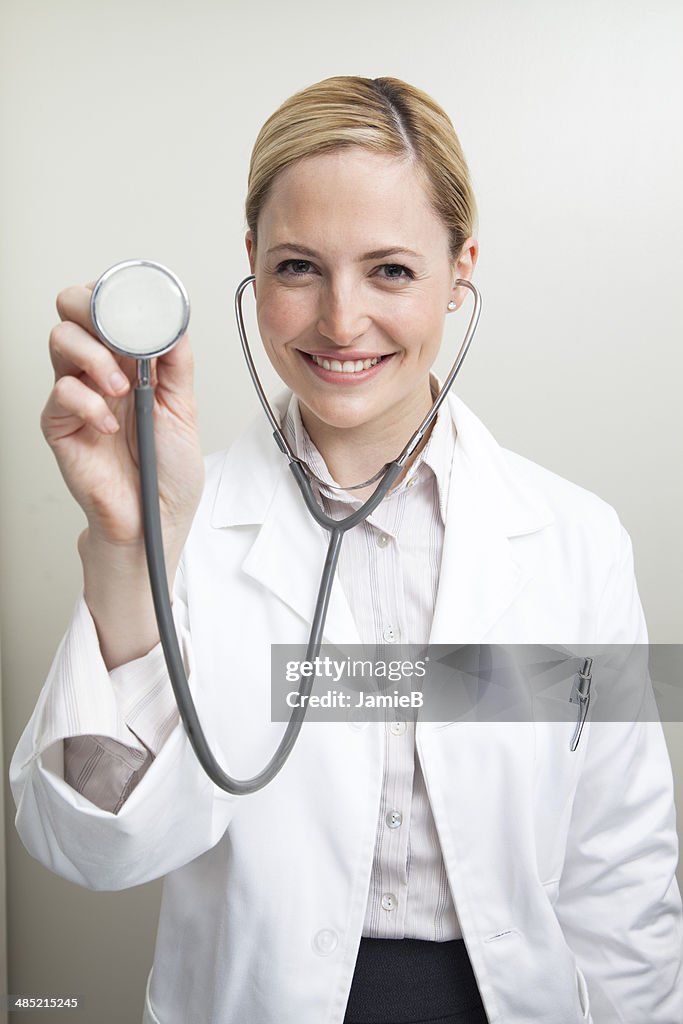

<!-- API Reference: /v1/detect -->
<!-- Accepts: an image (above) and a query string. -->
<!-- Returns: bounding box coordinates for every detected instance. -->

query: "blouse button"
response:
[386,810,403,829]
[381,893,398,912]
[390,720,407,736]
[383,625,398,643]
[312,929,338,956]
[376,532,391,548]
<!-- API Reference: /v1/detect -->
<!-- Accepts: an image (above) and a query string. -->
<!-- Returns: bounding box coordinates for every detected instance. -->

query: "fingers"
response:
[51,284,196,430]
[155,334,195,396]
[49,320,132,396]
[41,375,120,442]
[56,283,96,334]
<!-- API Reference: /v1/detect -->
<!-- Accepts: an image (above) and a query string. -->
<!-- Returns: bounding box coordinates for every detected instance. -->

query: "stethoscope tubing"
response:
[136,277,482,794]
[136,381,340,794]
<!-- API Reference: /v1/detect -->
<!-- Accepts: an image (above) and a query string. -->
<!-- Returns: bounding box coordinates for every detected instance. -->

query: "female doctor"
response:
[11,76,683,1024]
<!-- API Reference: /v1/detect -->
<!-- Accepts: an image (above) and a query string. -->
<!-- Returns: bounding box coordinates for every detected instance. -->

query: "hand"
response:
[41,283,204,550]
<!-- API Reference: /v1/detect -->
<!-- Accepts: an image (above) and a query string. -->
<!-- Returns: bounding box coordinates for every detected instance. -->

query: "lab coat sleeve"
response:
[553,520,683,1022]
[10,569,240,892]
[62,620,183,812]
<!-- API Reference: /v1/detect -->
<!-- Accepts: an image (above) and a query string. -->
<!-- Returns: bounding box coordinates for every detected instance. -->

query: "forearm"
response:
[79,527,184,670]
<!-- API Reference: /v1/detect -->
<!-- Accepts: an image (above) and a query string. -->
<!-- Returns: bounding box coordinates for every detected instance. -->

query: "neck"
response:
[299,380,436,498]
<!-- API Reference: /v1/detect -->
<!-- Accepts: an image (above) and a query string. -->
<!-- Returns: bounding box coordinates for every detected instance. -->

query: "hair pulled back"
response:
[246,76,477,261]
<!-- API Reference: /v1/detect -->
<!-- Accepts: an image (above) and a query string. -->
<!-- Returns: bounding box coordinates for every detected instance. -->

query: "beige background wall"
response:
[0,652,6,1024]
[1,1,681,1021]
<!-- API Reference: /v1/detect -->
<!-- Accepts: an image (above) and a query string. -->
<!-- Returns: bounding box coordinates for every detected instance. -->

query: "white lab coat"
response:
[11,391,683,1024]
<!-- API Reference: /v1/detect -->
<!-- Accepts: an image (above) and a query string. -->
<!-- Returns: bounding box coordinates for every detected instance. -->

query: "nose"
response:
[316,282,371,347]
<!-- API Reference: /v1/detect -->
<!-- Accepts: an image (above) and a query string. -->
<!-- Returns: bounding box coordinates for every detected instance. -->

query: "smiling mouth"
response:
[304,353,392,374]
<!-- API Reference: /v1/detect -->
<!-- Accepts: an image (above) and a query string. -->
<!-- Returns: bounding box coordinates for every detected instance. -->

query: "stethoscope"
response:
[90,258,482,794]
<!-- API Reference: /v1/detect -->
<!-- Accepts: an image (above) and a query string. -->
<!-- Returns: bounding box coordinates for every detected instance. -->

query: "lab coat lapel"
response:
[429,395,554,644]
[241,464,362,645]
[210,396,361,645]
[429,470,527,644]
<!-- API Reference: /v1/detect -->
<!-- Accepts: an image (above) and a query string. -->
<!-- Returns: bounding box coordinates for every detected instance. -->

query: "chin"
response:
[294,390,377,431]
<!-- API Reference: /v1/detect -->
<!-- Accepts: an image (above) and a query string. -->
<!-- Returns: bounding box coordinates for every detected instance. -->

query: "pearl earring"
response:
[447,300,457,311]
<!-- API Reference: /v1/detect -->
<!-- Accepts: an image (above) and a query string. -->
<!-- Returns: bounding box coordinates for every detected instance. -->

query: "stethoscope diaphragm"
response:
[90,259,190,359]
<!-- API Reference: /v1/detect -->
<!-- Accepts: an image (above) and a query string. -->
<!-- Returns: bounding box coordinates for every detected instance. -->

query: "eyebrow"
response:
[266,243,424,261]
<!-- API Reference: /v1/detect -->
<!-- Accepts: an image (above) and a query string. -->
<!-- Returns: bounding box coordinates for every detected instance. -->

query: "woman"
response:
[11,77,682,1024]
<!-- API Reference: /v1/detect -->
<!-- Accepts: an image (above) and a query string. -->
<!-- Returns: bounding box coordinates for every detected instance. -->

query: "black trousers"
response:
[343,938,489,1024]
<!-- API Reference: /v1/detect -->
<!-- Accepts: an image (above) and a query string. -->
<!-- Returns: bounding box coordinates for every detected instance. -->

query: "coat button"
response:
[312,929,338,956]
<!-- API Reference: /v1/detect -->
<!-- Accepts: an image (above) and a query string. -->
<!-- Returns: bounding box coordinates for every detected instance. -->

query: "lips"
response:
[300,350,394,382]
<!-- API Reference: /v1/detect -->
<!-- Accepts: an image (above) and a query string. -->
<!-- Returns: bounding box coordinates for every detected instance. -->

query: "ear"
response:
[245,231,256,274]
[449,236,479,311]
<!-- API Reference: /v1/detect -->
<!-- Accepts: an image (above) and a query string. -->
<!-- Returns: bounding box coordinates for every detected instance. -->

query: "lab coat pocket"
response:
[532,697,588,888]
[532,689,588,751]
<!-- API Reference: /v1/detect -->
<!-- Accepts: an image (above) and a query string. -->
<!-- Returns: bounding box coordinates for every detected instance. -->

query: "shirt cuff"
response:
[63,734,153,814]
[20,595,187,771]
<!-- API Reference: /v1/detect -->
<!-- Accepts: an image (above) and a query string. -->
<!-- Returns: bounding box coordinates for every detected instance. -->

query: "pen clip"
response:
[569,657,593,752]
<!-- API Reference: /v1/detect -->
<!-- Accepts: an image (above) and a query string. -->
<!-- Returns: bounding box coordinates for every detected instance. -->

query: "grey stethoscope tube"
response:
[92,260,481,795]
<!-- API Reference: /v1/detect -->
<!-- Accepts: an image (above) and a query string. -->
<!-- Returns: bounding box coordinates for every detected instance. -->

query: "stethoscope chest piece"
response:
[90,259,190,359]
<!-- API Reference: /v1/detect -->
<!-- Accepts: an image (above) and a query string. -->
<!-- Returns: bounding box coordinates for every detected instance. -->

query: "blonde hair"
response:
[246,76,477,260]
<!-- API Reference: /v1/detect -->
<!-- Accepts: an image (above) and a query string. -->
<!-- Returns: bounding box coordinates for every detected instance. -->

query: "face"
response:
[246,147,477,443]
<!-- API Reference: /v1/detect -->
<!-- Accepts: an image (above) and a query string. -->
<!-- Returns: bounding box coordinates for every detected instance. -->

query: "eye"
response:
[276,259,315,276]
[376,264,415,281]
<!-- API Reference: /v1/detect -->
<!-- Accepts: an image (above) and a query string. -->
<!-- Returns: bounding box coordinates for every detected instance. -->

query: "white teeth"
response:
[310,354,382,373]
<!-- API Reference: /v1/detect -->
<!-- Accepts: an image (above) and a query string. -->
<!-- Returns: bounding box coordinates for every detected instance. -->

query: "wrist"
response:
[78,525,185,579]
[78,528,174,670]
